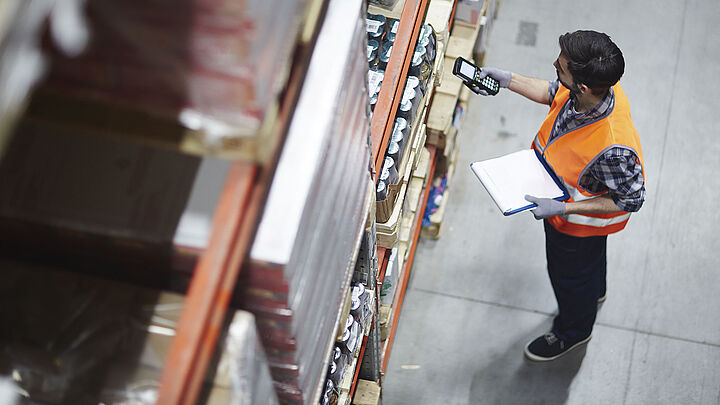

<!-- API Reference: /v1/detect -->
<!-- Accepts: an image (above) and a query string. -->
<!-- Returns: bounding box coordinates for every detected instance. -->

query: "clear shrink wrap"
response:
[0,261,278,405]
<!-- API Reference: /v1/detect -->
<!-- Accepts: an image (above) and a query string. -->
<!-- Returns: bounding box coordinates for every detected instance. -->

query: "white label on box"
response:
[402,86,415,103]
[368,71,384,97]
[391,21,399,34]
[366,19,382,32]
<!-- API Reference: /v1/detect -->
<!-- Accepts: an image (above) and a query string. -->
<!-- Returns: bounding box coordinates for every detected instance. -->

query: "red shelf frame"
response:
[349,326,372,398]
[156,162,259,405]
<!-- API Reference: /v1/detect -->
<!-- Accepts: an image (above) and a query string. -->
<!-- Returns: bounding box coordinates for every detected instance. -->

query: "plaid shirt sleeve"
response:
[548,80,560,104]
[581,147,646,212]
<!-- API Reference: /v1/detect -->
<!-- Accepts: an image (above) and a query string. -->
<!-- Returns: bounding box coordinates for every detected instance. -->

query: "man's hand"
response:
[525,195,565,220]
[478,67,512,87]
[463,81,483,94]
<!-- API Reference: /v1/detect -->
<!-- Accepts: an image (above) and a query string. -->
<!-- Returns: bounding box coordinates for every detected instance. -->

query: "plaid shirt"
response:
[547,80,645,212]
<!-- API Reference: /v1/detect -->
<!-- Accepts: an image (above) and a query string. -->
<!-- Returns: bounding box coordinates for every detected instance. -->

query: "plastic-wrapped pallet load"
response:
[21,0,309,161]
[243,0,373,403]
[0,260,278,405]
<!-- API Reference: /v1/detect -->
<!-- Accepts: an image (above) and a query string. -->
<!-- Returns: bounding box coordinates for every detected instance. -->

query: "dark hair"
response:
[558,30,624,92]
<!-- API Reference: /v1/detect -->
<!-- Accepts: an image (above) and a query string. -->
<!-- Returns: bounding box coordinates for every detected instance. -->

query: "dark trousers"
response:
[544,220,607,343]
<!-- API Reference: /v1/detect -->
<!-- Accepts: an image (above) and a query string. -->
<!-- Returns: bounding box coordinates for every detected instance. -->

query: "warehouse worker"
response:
[477,30,645,361]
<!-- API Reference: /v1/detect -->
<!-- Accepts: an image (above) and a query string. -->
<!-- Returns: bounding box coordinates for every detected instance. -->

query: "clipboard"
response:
[470,149,570,216]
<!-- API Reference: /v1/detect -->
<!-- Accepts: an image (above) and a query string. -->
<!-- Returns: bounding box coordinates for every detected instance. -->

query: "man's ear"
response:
[577,83,590,94]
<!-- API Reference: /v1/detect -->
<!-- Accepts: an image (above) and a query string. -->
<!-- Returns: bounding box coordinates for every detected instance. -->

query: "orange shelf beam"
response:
[349,327,372,398]
[156,162,259,405]
[370,0,430,180]
[448,0,459,32]
[376,247,389,285]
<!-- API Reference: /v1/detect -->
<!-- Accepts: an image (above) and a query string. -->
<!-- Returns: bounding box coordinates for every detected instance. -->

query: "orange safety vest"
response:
[532,83,644,237]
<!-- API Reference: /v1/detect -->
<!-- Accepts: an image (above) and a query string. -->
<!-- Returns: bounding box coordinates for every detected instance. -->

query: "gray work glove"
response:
[524,195,565,220]
[474,67,512,96]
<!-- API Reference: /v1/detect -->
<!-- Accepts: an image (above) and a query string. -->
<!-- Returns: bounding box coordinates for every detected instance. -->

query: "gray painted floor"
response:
[383,1,720,404]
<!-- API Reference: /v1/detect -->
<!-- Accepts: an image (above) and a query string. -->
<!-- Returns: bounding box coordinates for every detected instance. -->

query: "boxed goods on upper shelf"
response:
[21,0,311,161]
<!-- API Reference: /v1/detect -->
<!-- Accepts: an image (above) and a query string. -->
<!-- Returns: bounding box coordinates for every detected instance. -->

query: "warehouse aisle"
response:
[384,1,720,404]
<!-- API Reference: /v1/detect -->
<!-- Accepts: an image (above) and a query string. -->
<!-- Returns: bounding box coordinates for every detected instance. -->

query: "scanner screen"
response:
[460,61,475,80]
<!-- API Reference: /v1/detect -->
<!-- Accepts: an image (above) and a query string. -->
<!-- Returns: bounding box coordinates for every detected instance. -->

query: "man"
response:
[476,30,645,361]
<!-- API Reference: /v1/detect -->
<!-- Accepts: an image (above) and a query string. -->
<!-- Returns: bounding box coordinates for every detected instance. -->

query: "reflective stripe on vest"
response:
[558,176,595,202]
[564,212,631,227]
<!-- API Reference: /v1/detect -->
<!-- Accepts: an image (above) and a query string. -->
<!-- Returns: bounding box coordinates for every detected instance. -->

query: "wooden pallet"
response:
[398,148,431,254]
[376,164,410,248]
[376,140,432,249]
[352,380,381,405]
[426,91,458,142]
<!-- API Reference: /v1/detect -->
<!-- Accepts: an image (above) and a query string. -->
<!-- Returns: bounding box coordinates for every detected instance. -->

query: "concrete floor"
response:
[383,1,720,404]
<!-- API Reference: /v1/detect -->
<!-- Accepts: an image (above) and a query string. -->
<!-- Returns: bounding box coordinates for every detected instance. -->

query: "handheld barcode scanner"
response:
[452,56,500,96]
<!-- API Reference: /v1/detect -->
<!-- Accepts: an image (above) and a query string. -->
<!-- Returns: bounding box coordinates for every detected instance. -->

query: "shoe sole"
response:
[598,294,607,303]
[523,335,592,362]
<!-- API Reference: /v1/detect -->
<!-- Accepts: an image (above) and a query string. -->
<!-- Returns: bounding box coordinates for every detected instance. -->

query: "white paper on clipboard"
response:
[470,149,569,215]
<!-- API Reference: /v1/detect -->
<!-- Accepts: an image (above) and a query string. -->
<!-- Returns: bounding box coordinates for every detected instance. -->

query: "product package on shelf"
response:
[455,0,488,25]
[421,144,458,240]
[380,248,401,308]
[21,0,309,161]
[0,260,278,405]
[241,0,373,403]
[320,282,374,405]
[352,221,378,287]
[358,312,382,382]
[454,0,498,62]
